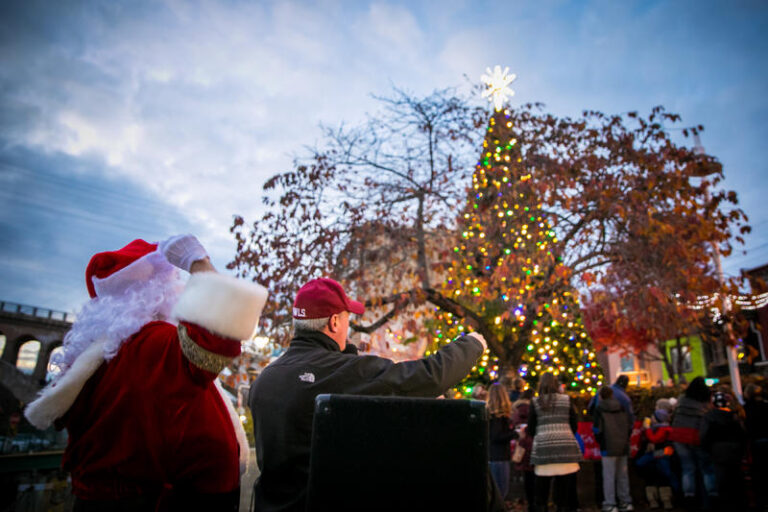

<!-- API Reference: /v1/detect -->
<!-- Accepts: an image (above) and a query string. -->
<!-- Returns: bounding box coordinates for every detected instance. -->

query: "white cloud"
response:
[437,28,494,84]
[362,3,425,63]
[58,111,143,166]
[1,0,766,309]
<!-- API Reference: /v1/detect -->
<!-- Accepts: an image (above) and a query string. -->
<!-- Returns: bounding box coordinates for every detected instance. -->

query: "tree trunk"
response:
[658,339,676,385]
[415,192,431,288]
[675,335,684,382]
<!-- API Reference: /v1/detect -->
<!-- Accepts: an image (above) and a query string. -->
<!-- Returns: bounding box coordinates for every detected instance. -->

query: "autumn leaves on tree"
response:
[228,85,748,390]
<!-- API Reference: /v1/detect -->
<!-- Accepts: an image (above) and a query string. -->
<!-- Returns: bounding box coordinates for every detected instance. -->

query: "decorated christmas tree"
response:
[428,67,603,396]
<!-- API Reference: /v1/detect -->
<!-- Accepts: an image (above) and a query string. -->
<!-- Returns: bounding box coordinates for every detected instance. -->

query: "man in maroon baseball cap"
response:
[291,278,365,352]
[250,276,489,512]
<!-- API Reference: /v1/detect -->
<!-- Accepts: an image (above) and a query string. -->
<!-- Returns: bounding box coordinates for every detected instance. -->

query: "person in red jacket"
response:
[635,405,678,510]
[24,235,267,511]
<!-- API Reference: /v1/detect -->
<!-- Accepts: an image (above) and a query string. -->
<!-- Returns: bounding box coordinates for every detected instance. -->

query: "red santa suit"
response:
[24,239,267,507]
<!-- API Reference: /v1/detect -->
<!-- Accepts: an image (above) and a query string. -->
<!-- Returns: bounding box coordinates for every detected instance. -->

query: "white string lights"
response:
[686,291,768,311]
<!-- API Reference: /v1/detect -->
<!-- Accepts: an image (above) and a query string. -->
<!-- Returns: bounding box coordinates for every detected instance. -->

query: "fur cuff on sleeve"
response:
[25,340,106,429]
[173,272,268,341]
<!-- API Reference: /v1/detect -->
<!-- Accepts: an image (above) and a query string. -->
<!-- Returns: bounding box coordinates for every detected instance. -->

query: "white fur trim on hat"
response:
[172,272,268,341]
[24,340,106,430]
[92,250,173,298]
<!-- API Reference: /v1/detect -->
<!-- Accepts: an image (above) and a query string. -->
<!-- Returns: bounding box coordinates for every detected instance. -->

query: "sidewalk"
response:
[505,464,687,512]
[239,449,259,512]
[241,454,687,512]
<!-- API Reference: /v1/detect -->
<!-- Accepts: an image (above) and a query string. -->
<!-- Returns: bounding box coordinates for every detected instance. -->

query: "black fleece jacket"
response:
[700,408,745,465]
[249,330,484,512]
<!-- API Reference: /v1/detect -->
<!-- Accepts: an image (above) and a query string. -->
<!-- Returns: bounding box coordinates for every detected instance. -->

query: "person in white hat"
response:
[25,235,267,511]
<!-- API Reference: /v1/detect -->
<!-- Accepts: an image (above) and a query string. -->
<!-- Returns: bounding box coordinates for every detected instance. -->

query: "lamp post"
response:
[693,134,743,403]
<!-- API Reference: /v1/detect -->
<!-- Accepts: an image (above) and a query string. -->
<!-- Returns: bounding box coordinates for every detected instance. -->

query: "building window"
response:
[702,336,728,366]
[0,334,5,357]
[669,346,693,373]
[620,355,635,372]
[16,340,41,375]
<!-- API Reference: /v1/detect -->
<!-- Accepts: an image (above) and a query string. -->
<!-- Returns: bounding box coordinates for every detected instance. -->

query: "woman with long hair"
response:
[528,372,582,512]
[488,382,516,503]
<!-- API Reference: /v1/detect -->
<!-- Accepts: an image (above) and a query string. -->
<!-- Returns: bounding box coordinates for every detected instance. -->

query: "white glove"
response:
[466,332,488,351]
[159,234,208,272]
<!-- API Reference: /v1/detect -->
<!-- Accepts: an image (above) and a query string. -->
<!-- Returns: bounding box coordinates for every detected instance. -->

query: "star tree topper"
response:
[481,65,517,111]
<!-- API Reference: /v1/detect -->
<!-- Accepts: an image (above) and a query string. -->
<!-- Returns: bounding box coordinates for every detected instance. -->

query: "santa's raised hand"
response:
[159,234,209,272]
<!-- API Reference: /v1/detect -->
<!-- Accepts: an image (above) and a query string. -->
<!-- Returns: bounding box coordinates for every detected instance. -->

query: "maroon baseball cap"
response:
[293,278,365,319]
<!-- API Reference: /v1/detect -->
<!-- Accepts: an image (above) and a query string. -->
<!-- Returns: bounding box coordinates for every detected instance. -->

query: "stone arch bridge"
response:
[0,301,73,404]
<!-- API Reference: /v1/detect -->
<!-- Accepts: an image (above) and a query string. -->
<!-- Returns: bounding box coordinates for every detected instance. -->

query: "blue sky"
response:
[1,0,766,313]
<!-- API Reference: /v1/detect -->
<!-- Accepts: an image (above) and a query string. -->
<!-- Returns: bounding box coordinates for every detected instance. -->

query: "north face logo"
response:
[299,372,315,383]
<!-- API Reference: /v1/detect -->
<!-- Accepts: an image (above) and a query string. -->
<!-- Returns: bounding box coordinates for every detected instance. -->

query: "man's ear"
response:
[328,313,339,333]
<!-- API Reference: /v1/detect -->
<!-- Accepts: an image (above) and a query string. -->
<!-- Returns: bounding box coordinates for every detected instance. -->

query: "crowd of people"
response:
[20,233,768,512]
[485,373,768,512]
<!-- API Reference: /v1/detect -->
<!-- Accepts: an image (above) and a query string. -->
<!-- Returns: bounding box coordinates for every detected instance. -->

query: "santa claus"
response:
[25,234,267,510]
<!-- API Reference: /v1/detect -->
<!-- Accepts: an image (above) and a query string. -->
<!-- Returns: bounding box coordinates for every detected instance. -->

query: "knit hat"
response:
[653,408,670,424]
[655,398,674,413]
[85,239,159,298]
[712,391,730,409]
[293,278,365,319]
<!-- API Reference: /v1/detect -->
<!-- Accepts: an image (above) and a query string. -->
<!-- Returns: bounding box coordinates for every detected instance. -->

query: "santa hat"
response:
[85,239,159,298]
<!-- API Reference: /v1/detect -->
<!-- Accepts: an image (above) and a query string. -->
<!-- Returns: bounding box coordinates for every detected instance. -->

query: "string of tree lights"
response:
[427,71,603,395]
[688,291,768,310]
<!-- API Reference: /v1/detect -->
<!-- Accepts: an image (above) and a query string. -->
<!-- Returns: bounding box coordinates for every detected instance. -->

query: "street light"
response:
[692,134,743,403]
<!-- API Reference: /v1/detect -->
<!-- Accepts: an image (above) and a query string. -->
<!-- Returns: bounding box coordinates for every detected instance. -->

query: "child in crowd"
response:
[635,400,677,510]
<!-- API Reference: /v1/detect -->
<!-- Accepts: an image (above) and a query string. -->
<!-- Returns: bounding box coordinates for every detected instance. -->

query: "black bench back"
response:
[306,394,488,512]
